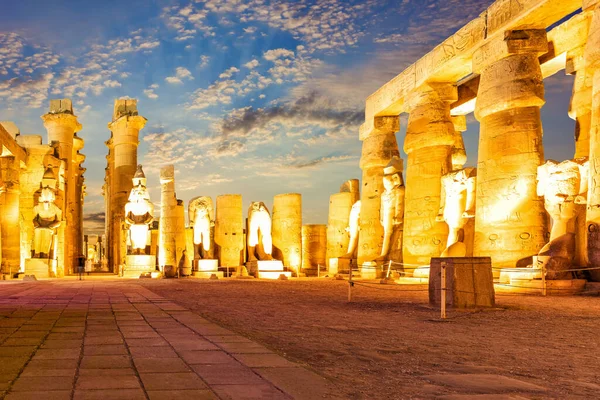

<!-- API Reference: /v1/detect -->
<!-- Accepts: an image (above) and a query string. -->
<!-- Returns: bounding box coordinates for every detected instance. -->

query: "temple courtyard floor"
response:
[0,278,599,400]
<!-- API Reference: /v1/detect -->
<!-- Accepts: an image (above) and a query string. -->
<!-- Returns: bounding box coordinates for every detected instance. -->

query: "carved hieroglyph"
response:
[214,194,244,267]
[437,168,477,257]
[124,165,153,252]
[189,196,215,259]
[247,202,274,262]
[380,156,404,262]
[473,30,548,269]
[537,159,588,279]
[272,193,302,273]
[403,83,456,266]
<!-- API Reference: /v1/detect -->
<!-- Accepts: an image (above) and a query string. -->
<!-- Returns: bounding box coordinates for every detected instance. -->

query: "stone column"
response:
[402,83,456,267]
[175,199,187,271]
[585,0,600,280]
[473,30,548,270]
[107,99,146,272]
[272,193,302,275]
[325,191,354,268]
[214,194,244,269]
[568,47,593,159]
[159,165,178,276]
[301,224,327,276]
[340,179,360,204]
[0,157,20,274]
[41,99,81,274]
[71,135,85,268]
[103,138,114,271]
[357,117,400,278]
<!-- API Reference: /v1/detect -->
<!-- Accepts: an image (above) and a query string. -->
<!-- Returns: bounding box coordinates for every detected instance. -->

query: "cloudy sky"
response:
[0,0,577,234]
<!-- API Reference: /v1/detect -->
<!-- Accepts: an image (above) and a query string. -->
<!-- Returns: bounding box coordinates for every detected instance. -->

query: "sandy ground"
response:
[138,278,600,399]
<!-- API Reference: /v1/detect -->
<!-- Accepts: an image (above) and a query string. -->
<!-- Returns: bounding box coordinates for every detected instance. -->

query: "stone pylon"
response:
[402,83,456,267]
[272,193,302,275]
[214,194,244,269]
[159,165,178,276]
[41,99,82,275]
[584,0,600,280]
[357,116,400,278]
[473,30,548,270]
[106,99,146,273]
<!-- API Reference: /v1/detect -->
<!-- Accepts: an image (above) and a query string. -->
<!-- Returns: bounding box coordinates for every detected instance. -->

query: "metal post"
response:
[541,263,547,296]
[386,260,392,279]
[348,264,353,302]
[441,262,447,319]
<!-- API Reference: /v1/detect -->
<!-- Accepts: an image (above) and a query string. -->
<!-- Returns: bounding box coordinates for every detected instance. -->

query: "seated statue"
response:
[341,200,361,259]
[537,159,588,279]
[124,165,154,254]
[436,167,477,257]
[379,157,405,260]
[247,202,274,261]
[189,196,215,259]
[32,185,62,259]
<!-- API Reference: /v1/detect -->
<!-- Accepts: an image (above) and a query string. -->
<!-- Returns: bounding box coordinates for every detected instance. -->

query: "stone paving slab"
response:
[0,280,331,399]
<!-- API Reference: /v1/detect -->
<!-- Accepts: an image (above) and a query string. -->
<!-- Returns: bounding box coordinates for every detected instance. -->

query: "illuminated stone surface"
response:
[301,224,326,276]
[214,194,244,268]
[272,193,302,275]
[379,156,404,263]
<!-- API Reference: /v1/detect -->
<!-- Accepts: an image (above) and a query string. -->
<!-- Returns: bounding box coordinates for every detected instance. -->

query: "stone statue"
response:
[247,202,274,261]
[341,200,361,258]
[32,174,62,259]
[537,159,588,279]
[379,156,405,260]
[189,196,215,259]
[437,167,477,257]
[124,165,154,254]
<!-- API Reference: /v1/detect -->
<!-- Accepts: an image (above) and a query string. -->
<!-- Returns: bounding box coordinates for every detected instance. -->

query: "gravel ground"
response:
[138,278,600,399]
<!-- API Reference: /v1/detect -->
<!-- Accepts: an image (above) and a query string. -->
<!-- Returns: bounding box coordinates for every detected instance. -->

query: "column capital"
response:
[41,113,82,133]
[473,29,548,74]
[405,83,457,111]
[451,115,467,132]
[359,116,399,141]
[107,115,147,133]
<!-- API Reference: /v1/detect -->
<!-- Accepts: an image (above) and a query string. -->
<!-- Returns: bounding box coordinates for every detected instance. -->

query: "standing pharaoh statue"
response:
[379,156,405,261]
[537,159,588,279]
[32,168,62,259]
[189,196,215,259]
[124,165,154,254]
[437,167,477,257]
[247,202,274,261]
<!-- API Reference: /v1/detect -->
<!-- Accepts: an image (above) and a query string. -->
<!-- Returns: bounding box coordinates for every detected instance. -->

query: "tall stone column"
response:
[214,194,244,269]
[584,0,600,280]
[159,165,178,276]
[402,83,456,267]
[568,47,593,159]
[107,100,146,272]
[0,157,20,274]
[71,135,85,267]
[41,99,81,275]
[325,191,354,268]
[301,224,326,276]
[272,193,302,275]
[473,30,548,270]
[357,116,400,278]
[340,179,360,204]
[103,138,114,271]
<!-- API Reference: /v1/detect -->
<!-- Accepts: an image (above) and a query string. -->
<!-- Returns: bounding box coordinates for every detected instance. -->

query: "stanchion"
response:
[386,260,392,279]
[441,262,447,319]
[348,264,353,302]
[541,264,547,296]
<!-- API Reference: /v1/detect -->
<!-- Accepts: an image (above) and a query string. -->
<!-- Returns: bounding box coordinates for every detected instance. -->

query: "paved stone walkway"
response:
[0,280,329,400]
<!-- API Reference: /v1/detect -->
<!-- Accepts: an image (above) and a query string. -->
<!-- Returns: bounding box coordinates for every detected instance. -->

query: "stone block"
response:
[24,259,52,279]
[429,257,495,308]
[124,255,156,278]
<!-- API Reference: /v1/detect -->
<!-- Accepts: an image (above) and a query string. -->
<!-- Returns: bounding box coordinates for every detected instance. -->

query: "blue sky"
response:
[0,0,576,234]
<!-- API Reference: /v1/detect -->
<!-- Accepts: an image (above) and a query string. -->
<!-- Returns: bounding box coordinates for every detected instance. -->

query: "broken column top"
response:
[159,164,175,183]
[0,121,20,138]
[49,99,73,114]
[112,99,139,122]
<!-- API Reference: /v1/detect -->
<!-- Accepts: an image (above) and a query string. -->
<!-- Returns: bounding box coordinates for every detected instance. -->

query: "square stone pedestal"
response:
[24,259,54,279]
[329,257,352,275]
[246,260,291,279]
[429,257,495,308]
[124,255,156,279]
[193,259,224,278]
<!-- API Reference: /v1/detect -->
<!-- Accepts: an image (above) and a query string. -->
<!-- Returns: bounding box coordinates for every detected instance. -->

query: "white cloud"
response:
[243,59,259,69]
[219,66,239,79]
[165,67,194,85]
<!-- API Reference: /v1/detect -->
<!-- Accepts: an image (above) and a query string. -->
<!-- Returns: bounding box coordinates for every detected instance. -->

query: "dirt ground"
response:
[138,278,600,399]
